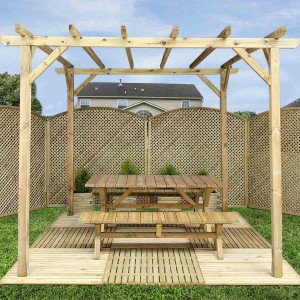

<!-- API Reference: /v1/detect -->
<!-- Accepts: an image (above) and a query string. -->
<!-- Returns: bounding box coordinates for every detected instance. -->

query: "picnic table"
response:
[85,175,223,211]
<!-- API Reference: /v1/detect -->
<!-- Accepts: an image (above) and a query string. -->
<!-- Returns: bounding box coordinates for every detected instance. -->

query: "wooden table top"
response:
[85,174,223,189]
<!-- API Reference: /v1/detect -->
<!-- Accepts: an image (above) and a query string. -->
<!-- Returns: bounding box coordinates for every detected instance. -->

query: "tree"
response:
[234,111,256,119]
[0,72,42,114]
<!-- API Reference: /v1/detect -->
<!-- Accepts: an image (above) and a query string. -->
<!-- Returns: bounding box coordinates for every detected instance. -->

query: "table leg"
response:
[99,187,108,212]
[94,224,101,259]
[202,188,212,212]
[214,224,224,260]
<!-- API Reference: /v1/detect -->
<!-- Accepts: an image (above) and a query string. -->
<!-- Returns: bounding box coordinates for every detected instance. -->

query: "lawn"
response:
[0,207,299,300]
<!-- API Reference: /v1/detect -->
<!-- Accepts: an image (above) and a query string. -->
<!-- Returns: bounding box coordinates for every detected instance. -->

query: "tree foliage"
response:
[0,72,42,114]
[234,111,256,119]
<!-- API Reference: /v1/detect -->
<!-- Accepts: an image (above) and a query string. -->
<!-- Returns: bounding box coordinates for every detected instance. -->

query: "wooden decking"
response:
[1,212,300,286]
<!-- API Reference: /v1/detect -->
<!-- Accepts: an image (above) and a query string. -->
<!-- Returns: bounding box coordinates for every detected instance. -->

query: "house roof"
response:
[77,82,203,100]
[124,101,167,112]
[284,98,300,108]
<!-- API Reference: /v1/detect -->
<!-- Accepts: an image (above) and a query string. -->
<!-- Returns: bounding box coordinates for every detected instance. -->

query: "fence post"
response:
[45,118,50,207]
[244,119,249,206]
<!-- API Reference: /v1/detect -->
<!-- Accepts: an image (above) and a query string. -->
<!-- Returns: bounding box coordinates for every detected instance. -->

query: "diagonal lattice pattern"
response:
[248,108,300,214]
[0,106,46,216]
[49,108,146,205]
[149,108,246,206]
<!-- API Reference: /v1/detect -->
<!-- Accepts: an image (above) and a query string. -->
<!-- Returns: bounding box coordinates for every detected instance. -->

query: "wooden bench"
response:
[79,211,238,260]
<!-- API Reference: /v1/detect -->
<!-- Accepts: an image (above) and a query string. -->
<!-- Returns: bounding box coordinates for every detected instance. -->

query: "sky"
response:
[0,0,299,116]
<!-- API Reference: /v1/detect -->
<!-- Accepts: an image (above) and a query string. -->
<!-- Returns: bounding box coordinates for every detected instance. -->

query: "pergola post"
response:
[220,68,229,211]
[65,68,74,216]
[17,45,32,277]
[269,47,283,277]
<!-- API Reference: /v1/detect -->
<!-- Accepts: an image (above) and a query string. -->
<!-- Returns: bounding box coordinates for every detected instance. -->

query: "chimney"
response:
[118,79,123,86]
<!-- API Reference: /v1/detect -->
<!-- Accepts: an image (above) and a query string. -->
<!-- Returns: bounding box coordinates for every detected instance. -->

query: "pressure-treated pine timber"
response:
[65,68,74,216]
[220,68,229,212]
[15,24,73,68]
[18,46,32,277]
[69,24,105,69]
[269,47,283,278]
[233,48,270,85]
[220,26,287,68]
[45,119,50,207]
[29,46,68,83]
[121,25,134,69]
[197,74,220,96]
[55,68,239,75]
[1,36,298,48]
[74,74,97,96]
[160,25,178,69]
[190,26,231,69]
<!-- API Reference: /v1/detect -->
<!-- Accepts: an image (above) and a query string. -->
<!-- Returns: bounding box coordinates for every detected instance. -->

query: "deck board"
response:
[1,211,299,286]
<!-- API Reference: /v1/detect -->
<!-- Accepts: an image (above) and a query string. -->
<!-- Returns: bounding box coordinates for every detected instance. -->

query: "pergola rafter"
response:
[69,24,105,69]
[0,23,299,280]
[160,25,178,69]
[221,26,287,69]
[15,24,73,68]
[190,26,231,69]
[121,25,134,69]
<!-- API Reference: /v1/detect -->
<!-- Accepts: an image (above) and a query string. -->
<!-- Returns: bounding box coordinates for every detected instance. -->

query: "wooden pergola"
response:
[0,24,298,279]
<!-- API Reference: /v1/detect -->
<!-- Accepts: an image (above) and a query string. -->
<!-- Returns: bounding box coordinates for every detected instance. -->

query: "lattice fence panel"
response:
[0,107,46,216]
[149,108,246,206]
[49,108,146,205]
[248,108,300,215]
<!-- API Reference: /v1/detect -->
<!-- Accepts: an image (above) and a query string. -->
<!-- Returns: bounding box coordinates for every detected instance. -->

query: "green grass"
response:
[0,207,299,300]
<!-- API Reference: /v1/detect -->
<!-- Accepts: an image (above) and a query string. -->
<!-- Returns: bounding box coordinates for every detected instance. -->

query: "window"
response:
[117,99,128,109]
[136,110,153,119]
[80,99,90,107]
[181,100,190,108]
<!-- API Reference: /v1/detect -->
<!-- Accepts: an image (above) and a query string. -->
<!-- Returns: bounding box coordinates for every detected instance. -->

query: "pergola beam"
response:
[1,36,298,49]
[69,24,105,69]
[29,46,68,83]
[74,74,97,96]
[197,74,220,97]
[55,67,238,75]
[190,26,231,69]
[121,25,134,69]
[233,48,270,85]
[15,24,73,68]
[221,26,287,69]
[160,25,178,69]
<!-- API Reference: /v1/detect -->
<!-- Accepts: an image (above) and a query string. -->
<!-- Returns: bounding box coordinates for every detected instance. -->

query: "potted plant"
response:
[118,159,140,175]
[74,168,94,212]
[160,164,180,175]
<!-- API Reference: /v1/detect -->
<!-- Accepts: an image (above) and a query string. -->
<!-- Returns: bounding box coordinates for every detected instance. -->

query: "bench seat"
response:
[79,211,238,260]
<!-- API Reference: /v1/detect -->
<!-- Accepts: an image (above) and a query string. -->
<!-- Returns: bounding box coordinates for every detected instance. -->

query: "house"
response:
[76,81,203,117]
[284,98,300,108]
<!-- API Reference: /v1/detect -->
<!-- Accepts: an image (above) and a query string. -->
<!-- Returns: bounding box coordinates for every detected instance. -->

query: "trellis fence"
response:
[0,106,299,217]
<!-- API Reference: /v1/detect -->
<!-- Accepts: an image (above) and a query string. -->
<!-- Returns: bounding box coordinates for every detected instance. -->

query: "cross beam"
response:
[1,36,298,49]
[190,26,231,69]
[15,24,73,68]
[221,27,287,69]
[55,68,239,75]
